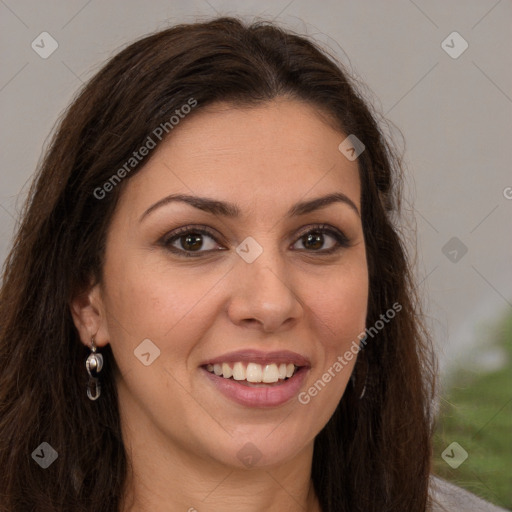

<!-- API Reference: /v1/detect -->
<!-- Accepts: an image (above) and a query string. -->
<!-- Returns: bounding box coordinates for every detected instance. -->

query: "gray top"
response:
[429,475,510,511]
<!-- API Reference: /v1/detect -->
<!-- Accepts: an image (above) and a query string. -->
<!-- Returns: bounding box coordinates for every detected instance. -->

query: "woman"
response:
[0,16,505,512]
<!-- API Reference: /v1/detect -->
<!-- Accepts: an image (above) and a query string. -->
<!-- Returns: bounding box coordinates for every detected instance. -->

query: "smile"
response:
[200,349,310,407]
[205,362,299,384]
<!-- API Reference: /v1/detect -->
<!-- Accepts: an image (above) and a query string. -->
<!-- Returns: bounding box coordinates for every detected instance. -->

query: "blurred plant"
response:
[433,311,512,509]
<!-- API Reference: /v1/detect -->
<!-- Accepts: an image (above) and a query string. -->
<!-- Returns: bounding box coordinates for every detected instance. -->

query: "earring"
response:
[86,336,104,401]
[359,372,367,399]
[350,370,367,399]
[351,340,368,400]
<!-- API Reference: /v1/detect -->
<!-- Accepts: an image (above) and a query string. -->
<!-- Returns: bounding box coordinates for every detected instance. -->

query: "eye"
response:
[291,224,350,254]
[160,226,223,257]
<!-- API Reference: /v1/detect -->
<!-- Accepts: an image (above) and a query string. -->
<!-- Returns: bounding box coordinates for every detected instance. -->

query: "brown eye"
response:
[161,226,223,257]
[292,225,350,253]
[180,233,204,251]
[301,232,325,250]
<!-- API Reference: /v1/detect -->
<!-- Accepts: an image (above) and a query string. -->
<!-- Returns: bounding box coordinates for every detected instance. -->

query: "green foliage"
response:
[433,311,512,509]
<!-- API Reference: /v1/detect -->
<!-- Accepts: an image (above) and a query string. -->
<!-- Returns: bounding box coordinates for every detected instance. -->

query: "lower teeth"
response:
[237,379,287,387]
[213,375,292,385]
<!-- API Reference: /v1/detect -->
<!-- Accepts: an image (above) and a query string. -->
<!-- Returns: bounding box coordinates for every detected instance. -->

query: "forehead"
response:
[118,98,361,222]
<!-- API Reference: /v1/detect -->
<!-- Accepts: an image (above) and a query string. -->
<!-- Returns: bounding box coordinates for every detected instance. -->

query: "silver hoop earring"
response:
[86,336,103,401]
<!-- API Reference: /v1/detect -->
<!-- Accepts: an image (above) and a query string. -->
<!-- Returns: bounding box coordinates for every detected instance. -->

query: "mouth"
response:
[203,361,300,387]
[199,350,310,407]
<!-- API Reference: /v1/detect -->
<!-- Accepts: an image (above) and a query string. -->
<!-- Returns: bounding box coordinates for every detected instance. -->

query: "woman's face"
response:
[85,98,368,469]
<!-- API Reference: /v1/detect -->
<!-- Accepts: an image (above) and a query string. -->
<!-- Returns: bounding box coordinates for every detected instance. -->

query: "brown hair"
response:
[0,16,436,511]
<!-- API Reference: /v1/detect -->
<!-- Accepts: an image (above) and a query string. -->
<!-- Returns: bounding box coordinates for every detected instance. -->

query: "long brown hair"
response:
[0,16,436,511]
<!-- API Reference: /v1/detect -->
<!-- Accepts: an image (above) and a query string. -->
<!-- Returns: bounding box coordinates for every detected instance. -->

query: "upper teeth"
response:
[206,362,297,383]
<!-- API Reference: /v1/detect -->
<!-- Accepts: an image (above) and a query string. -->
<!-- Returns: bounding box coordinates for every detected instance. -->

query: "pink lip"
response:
[201,365,309,408]
[199,349,311,367]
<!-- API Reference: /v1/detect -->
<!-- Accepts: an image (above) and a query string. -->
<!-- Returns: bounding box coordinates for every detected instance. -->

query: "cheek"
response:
[296,265,367,432]
[100,254,223,418]
[102,253,224,342]
[305,260,369,347]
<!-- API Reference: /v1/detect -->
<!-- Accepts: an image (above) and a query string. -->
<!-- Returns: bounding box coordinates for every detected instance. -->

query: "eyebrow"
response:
[139,191,360,222]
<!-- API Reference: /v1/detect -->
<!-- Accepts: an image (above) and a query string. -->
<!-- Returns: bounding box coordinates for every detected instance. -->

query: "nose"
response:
[226,243,303,333]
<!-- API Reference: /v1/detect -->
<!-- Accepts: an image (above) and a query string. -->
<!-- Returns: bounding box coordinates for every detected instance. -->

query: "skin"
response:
[71,97,369,512]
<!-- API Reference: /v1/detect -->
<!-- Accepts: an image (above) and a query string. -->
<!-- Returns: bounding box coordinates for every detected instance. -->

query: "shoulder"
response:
[429,475,509,512]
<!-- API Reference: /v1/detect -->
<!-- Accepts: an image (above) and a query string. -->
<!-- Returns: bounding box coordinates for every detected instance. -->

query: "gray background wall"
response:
[1,2,511,382]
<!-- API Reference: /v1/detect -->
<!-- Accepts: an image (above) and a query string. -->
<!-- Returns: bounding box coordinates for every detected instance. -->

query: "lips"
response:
[199,349,311,407]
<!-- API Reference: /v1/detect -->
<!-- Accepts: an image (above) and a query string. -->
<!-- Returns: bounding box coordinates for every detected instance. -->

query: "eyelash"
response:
[159,224,351,258]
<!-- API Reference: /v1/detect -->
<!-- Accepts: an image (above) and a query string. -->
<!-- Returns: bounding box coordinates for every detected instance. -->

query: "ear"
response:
[70,282,110,349]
